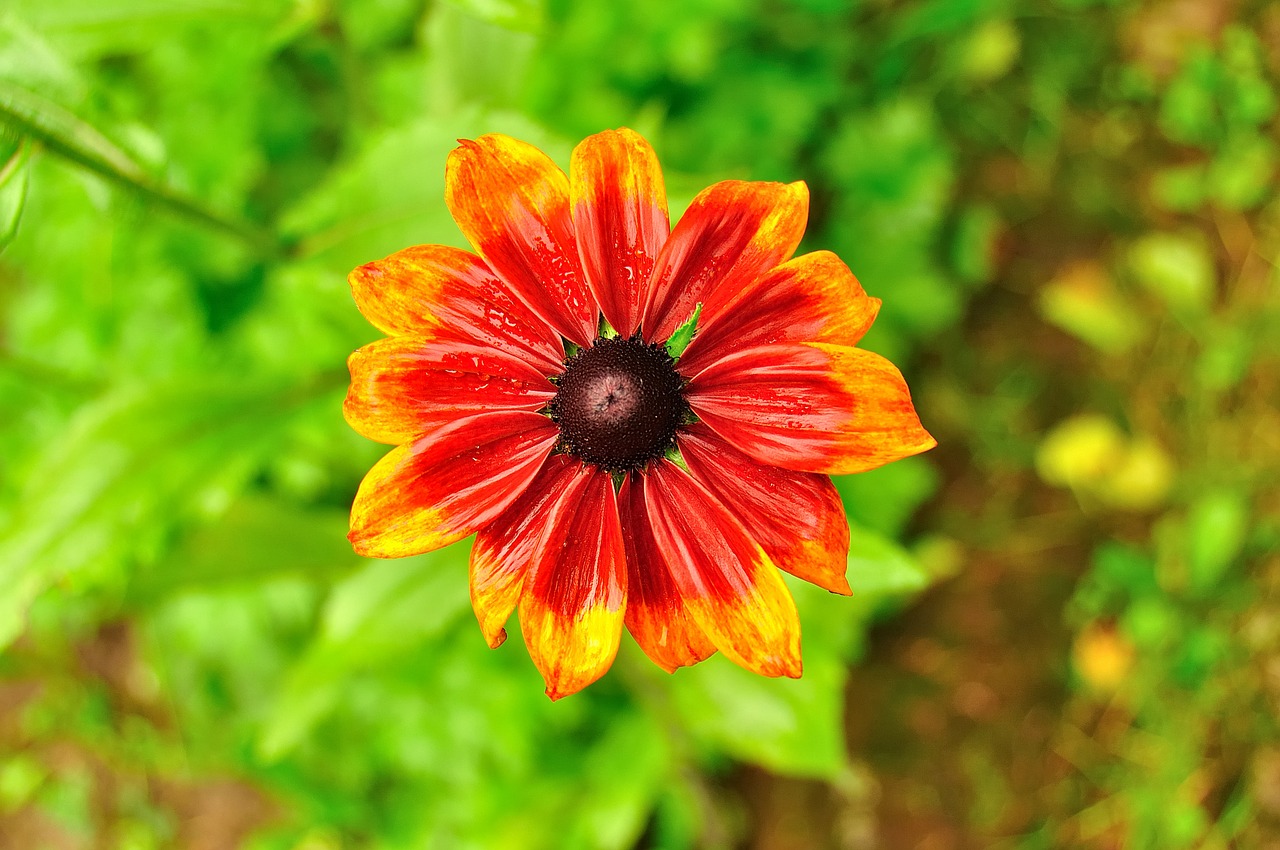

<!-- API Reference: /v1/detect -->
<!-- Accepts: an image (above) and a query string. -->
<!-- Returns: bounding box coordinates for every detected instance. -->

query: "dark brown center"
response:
[549,336,688,472]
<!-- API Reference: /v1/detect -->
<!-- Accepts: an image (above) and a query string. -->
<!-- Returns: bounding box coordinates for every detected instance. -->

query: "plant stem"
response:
[0,82,282,258]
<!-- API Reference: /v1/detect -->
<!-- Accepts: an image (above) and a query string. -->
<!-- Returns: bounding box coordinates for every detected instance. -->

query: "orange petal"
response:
[446,135,597,347]
[618,473,716,672]
[349,411,558,558]
[519,463,627,700]
[344,335,555,445]
[348,243,563,377]
[643,459,801,678]
[641,180,808,343]
[678,423,851,595]
[570,128,670,338]
[470,455,583,648]
[687,343,936,475]
[679,250,880,375]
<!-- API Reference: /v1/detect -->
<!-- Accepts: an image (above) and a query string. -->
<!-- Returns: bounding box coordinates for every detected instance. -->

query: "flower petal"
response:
[349,411,558,558]
[470,455,583,649]
[618,473,715,672]
[344,336,555,445]
[520,463,627,700]
[570,128,670,338]
[678,250,880,376]
[643,459,801,678]
[687,343,936,475]
[348,243,563,377]
[678,423,850,595]
[641,180,808,343]
[446,135,597,346]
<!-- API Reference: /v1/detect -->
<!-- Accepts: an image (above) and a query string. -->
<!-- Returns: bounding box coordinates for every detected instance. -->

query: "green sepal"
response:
[663,445,690,473]
[665,303,702,360]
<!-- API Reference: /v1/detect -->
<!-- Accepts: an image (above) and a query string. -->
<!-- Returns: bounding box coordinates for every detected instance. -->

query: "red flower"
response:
[344,129,935,699]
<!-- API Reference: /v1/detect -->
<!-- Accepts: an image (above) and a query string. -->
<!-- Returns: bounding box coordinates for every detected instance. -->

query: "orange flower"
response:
[344,129,935,699]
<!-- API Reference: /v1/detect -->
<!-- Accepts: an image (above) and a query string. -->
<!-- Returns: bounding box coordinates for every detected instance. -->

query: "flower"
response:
[344,129,935,699]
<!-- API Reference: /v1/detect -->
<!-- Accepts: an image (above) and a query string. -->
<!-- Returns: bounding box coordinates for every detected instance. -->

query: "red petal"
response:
[520,463,627,700]
[640,180,808,343]
[348,244,563,377]
[687,343,936,475]
[470,455,583,649]
[570,128,670,338]
[446,135,597,347]
[643,459,801,678]
[348,411,558,558]
[344,336,555,445]
[678,423,850,595]
[679,250,880,376]
[618,474,716,672]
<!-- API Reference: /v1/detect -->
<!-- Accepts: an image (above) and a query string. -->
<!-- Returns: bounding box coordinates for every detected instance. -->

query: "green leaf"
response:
[1171,627,1228,690]
[835,455,939,538]
[258,544,473,759]
[1122,596,1179,649]
[1038,262,1147,354]
[1186,491,1248,594]
[1151,163,1207,212]
[421,4,540,113]
[1195,322,1255,392]
[0,376,335,649]
[1208,135,1277,210]
[336,0,422,53]
[1159,49,1222,147]
[322,550,470,651]
[561,709,671,850]
[846,522,931,596]
[1129,232,1216,315]
[670,650,850,779]
[948,203,1000,287]
[821,99,959,341]
[282,111,567,270]
[665,302,702,359]
[0,12,84,99]
[958,18,1020,84]
[1068,541,1158,624]
[664,533,930,780]
[0,754,45,810]
[442,0,545,33]
[7,0,298,59]
[0,135,30,250]
[129,496,359,604]
[1094,541,1159,599]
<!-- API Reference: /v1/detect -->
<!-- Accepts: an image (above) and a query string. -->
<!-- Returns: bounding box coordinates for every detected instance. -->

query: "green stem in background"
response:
[0,81,282,258]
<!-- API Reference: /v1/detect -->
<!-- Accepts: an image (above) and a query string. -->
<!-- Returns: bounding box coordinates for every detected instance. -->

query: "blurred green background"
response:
[2,0,1279,847]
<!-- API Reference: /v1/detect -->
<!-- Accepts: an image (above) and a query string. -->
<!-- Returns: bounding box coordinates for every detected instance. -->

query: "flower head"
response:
[344,129,935,699]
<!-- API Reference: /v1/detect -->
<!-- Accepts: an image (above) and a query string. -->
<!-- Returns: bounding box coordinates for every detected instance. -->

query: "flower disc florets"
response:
[548,335,688,472]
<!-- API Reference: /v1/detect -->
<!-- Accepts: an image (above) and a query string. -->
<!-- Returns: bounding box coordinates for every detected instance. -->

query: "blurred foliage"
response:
[0,0,1278,848]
